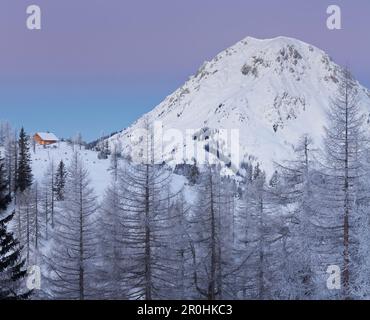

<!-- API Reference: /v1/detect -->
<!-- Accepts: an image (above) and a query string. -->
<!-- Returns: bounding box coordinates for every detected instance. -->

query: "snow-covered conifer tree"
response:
[275,135,318,299]
[46,153,98,300]
[318,69,368,299]
[189,164,239,300]
[0,155,30,299]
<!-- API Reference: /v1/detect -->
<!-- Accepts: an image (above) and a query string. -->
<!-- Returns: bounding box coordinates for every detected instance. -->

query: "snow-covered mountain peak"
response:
[193,35,337,89]
[108,36,370,174]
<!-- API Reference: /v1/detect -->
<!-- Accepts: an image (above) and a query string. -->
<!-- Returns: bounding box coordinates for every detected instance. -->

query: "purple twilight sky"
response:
[0,0,369,140]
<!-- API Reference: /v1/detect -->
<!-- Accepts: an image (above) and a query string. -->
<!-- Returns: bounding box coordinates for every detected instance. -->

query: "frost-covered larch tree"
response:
[319,68,368,299]
[119,159,175,300]
[189,164,239,300]
[96,178,128,299]
[275,135,318,299]
[46,153,98,300]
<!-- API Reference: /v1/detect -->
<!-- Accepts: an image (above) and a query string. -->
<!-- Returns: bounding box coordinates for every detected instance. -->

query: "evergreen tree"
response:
[4,127,17,199]
[0,212,31,300]
[0,154,11,210]
[0,156,30,299]
[55,160,67,201]
[16,127,33,193]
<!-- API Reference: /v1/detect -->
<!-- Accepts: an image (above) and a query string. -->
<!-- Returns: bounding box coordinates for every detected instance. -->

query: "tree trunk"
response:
[343,84,350,299]
[258,197,265,300]
[79,180,85,300]
[209,173,217,300]
[144,164,152,301]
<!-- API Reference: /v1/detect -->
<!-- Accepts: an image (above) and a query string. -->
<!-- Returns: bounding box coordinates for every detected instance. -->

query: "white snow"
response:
[31,143,111,198]
[35,132,59,142]
[30,142,188,201]
[107,36,370,175]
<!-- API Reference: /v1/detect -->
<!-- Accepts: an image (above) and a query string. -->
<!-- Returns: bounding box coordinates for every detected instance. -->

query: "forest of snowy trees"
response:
[2,69,370,300]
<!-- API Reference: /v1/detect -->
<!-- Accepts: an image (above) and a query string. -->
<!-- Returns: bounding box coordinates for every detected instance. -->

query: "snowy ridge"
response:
[108,36,370,174]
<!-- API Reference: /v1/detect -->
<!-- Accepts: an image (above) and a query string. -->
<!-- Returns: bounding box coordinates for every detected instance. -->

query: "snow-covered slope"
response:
[31,143,111,198]
[108,36,370,174]
[30,142,187,200]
